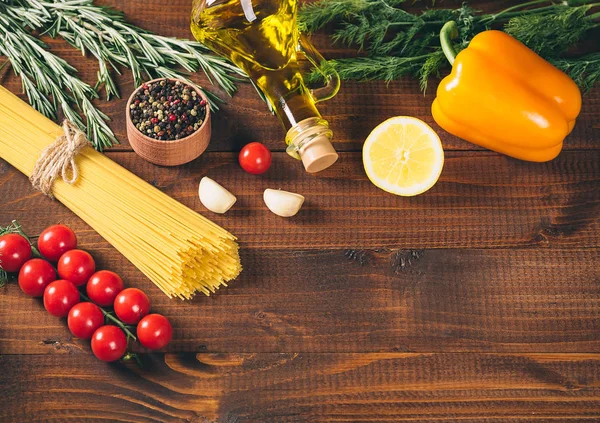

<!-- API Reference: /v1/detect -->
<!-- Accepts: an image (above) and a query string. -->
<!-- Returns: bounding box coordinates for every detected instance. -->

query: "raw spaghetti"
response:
[0,86,241,299]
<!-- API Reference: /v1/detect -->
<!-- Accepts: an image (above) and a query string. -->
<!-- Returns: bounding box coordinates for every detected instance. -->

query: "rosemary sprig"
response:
[299,0,600,92]
[0,9,117,149]
[0,0,247,150]
[19,0,247,100]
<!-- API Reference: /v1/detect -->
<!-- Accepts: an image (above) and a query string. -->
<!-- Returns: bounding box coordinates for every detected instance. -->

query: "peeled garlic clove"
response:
[199,177,237,214]
[263,189,305,217]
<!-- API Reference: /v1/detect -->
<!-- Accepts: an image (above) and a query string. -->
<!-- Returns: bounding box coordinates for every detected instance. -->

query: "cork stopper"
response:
[299,134,339,173]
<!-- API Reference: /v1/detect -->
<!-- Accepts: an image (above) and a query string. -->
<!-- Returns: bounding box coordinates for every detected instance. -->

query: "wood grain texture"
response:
[1,151,598,249]
[1,248,599,355]
[1,353,600,423]
[2,66,598,154]
[0,1,599,421]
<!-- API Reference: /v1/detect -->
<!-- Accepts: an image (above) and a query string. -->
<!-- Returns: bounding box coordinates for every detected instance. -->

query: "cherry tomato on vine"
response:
[18,258,57,297]
[57,249,95,286]
[239,142,272,175]
[68,302,104,339]
[0,233,32,273]
[86,270,124,307]
[114,288,151,325]
[38,225,77,262]
[91,325,127,362]
[43,279,80,317]
[137,314,173,350]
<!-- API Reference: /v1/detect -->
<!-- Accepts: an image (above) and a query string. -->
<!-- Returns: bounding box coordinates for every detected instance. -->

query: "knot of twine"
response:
[30,120,91,197]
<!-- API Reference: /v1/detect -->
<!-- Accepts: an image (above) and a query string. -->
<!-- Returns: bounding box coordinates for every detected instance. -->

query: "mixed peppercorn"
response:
[130,80,207,141]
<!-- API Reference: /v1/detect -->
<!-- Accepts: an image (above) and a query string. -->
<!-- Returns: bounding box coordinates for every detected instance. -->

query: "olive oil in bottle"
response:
[191,0,340,172]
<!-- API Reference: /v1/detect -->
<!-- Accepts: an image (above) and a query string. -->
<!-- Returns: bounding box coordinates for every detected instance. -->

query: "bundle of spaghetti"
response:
[0,86,241,299]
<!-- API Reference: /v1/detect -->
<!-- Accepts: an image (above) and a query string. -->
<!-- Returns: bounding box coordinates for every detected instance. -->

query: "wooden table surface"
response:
[1,1,599,422]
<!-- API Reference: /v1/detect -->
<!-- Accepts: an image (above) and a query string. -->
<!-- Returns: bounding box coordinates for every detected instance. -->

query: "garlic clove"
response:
[199,177,237,214]
[263,189,305,217]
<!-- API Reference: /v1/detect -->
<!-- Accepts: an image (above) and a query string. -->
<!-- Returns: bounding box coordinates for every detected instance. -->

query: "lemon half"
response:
[363,116,444,196]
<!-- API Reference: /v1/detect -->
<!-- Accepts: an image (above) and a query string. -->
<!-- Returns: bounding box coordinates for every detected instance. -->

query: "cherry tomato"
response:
[18,258,57,297]
[0,233,32,273]
[38,225,77,262]
[137,314,173,350]
[43,279,80,317]
[114,288,151,325]
[57,249,95,286]
[239,142,272,175]
[91,325,127,362]
[86,270,124,307]
[68,302,104,339]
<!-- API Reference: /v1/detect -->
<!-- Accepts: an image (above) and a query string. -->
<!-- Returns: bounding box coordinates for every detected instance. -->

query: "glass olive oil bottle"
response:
[191,0,340,172]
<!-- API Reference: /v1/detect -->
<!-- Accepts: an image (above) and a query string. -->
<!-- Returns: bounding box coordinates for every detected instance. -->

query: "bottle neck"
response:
[286,117,338,173]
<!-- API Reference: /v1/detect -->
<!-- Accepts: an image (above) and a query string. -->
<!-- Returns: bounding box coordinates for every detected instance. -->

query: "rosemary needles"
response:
[0,0,247,150]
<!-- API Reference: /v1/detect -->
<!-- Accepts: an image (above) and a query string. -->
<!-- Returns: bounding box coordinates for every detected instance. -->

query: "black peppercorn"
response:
[130,79,208,141]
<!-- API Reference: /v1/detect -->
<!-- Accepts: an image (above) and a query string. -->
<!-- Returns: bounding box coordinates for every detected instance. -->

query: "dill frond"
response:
[551,53,600,93]
[505,5,598,57]
[299,0,600,92]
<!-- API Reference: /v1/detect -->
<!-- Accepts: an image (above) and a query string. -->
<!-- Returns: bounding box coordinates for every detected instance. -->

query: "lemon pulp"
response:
[363,116,444,196]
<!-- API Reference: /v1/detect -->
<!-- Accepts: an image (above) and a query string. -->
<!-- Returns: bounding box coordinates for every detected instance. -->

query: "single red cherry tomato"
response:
[68,302,104,339]
[38,225,77,262]
[239,142,272,175]
[114,288,151,325]
[91,325,127,362]
[18,258,57,297]
[137,314,173,350]
[86,270,124,307]
[57,249,95,286]
[0,233,32,273]
[43,279,80,317]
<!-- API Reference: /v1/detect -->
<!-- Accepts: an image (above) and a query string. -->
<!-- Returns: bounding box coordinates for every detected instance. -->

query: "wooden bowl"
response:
[126,78,211,166]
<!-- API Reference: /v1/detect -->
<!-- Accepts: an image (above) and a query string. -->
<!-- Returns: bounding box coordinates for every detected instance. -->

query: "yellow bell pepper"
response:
[432,22,582,162]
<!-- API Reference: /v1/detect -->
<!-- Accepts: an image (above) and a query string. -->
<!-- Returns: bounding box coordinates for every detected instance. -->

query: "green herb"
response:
[0,11,117,149]
[0,0,246,150]
[299,0,600,92]
[505,4,600,57]
[550,52,600,92]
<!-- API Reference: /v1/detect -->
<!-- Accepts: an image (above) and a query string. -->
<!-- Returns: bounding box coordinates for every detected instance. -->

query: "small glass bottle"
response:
[191,0,340,172]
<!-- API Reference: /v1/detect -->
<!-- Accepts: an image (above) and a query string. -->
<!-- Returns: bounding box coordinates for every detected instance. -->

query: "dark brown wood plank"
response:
[0,1,598,153]
[3,60,597,154]
[1,353,599,422]
[2,248,599,354]
[1,151,598,250]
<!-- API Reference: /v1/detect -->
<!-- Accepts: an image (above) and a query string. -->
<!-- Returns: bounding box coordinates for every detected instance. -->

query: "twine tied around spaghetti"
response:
[30,120,91,197]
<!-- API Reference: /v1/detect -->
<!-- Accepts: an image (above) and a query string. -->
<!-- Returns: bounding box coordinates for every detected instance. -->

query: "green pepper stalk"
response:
[440,21,460,66]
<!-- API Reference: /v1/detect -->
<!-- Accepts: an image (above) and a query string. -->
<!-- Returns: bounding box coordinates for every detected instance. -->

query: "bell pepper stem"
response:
[440,21,459,66]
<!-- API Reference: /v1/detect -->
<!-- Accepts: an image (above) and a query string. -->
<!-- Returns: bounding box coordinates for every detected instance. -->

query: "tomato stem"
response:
[122,352,143,367]
[0,220,43,258]
[0,269,7,288]
[80,292,138,341]
[0,220,42,285]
